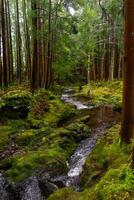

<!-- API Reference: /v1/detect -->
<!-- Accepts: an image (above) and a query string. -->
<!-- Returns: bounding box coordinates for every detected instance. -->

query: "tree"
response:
[23,0,31,81]
[0,0,2,86]
[121,0,134,144]
[15,0,22,84]
[1,0,8,87]
[45,0,52,89]
[31,0,38,91]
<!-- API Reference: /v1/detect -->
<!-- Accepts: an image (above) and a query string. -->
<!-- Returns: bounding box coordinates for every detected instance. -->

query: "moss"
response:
[0,89,32,109]
[28,96,76,128]
[15,130,34,146]
[0,157,13,171]
[1,119,90,183]
[48,188,81,200]
[75,81,122,109]
[5,145,68,182]
[92,165,134,200]
[0,125,11,151]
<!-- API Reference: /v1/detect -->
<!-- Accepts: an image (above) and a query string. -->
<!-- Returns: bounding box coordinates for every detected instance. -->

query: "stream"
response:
[59,88,121,190]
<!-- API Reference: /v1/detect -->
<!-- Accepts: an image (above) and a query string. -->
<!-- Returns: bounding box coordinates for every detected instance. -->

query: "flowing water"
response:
[60,88,121,190]
[61,88,94,110]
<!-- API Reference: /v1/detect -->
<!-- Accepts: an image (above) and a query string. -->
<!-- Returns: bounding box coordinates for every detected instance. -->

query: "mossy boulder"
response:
[0,89,32,119]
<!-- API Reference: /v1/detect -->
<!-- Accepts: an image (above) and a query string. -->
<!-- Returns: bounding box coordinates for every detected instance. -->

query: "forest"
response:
[0,0,134,199]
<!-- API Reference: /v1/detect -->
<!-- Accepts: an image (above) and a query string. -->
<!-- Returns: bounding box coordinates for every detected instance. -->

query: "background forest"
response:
[0,0,124,88]
[1,0,134,200]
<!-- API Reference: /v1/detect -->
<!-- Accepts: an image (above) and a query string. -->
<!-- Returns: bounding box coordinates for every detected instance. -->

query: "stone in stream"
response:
[20,176,44,200]
[0,173,17,200]
[37,171,58,198]
[0,172,60,200]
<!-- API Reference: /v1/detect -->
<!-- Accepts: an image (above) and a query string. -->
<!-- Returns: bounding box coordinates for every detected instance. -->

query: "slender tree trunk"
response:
[114,44,119,79]
[109,20,115,81]
[2,0,8,87]
[0,0,2,86]
[45,0,52,89]
[5,0,11,83]
[23,0,31,81]
[100,43,105,81]
[7,0,13,83]
[15,0,22,84]
[31,0,38,91]
[0,35,2,86]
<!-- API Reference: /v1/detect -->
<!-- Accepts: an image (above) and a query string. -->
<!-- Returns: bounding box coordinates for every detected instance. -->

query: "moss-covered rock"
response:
[0,89,32,119]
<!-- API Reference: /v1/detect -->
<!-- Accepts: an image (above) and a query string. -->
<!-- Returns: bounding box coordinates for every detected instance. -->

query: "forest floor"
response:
[0,81,134,199]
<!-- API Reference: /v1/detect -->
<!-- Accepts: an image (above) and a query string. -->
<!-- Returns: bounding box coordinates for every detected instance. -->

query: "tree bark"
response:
[31,0,38,91]
[15,0,22,84]
[23,0,31,81]
[2,0,8,87]
[121,0,134,143]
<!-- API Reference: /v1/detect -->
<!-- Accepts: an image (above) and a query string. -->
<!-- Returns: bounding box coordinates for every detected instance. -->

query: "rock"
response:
[0,173,17,200]
[36,171,58,198]
[0,174,9,200]
[20,176,44,200]
[0,105,29,119]
[39,181,58,198]
[0,172,60,200]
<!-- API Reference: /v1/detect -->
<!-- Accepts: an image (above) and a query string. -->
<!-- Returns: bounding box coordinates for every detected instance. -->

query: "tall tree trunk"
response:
[23,0,31,81]
[31,0,38,91]
[15,0,22,84]
[121,0,134,143]
[100,43,105,81]
[109,21,115,81]
[5,0,11,83]
[7,0,13,83]
[2,0,8,87]
[45,0,52,89]
[0,0,3,86]
[114,44,119,79]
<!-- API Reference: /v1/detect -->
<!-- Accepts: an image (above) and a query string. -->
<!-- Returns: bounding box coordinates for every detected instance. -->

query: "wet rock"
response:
[36,171,58,198]
[50,175,66,188]
[20,176,44,200]
[39,181,58,198]
[0,173,16,200]
[0,172,60,200]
